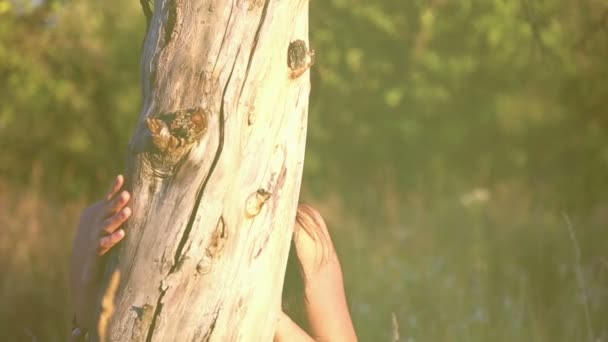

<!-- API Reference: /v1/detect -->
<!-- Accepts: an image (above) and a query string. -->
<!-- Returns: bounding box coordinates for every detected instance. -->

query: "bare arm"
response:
[70,183,355,341]
[275,204,357,342]
[70,175,131,331]
[274,311,315,342]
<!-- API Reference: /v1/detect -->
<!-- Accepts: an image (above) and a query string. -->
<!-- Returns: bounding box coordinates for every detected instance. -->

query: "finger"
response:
[103,207,132,234]
[105,190,130,217]
[105,174,125,201]
[98,229,126,256]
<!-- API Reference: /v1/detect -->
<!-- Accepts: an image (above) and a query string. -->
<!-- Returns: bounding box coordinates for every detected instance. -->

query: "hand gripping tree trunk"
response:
[92,0,313,340]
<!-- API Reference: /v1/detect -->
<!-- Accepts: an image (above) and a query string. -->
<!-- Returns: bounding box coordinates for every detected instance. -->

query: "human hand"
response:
[293,204,334,277]
[78,175,132,283]
[290,205,358,341]
[70,174,133,330]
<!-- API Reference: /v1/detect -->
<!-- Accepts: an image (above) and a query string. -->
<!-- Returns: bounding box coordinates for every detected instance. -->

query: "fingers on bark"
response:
[103,207,132,234]
[105,174,124,201]
[105,191,130,217]
[99,229,126,255]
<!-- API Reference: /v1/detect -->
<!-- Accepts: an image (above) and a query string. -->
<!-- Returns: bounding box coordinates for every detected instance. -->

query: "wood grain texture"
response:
[92,0,311,340]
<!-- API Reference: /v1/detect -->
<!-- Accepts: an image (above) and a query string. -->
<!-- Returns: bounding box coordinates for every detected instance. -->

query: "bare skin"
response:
[70,175,357,341]
[70,175,132,333]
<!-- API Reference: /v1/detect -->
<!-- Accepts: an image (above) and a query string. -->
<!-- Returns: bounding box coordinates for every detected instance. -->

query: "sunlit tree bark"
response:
[91,0,314,340]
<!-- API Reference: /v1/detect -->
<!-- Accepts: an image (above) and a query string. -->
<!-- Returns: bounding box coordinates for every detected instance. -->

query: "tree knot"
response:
[288,40,315,79]
[143,107,209,175]
[245,189,272,217]
[147,107,208,151]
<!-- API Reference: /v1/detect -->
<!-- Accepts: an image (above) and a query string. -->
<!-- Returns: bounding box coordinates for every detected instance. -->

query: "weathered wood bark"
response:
[92,0,312,341]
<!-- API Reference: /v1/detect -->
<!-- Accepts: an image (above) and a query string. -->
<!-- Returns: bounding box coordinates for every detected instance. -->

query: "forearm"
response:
[303,257,357,342]
[70,229,100,330]
[70,175,131,333]
[292,205,358,341]
[71,277,100,330]
[274,311,315,342]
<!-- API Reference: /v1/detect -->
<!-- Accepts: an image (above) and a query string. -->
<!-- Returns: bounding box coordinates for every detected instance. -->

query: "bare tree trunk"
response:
[92,0,313,340]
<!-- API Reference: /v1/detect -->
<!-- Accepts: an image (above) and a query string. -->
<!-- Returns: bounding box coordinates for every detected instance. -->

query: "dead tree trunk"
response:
[92,0,313,340]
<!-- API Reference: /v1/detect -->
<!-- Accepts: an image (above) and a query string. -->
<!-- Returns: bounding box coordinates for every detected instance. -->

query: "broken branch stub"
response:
[287,39,315,79]
[146,107,208,157]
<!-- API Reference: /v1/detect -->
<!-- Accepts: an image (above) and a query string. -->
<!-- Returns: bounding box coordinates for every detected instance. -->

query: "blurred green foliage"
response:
[1,0,607,341]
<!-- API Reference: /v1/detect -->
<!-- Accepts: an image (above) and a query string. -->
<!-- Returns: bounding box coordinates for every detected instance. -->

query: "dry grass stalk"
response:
[562,213,594,342]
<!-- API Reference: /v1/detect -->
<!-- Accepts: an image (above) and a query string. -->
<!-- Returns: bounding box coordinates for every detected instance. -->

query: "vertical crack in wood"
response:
[137,11,243,342]
[212,0,235,76]
[202,309,220,342]
[171,49,240,270]
[238,0,270,103]
[144,290,166,342]
[110,0,304,339]
[131,303,155,342]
